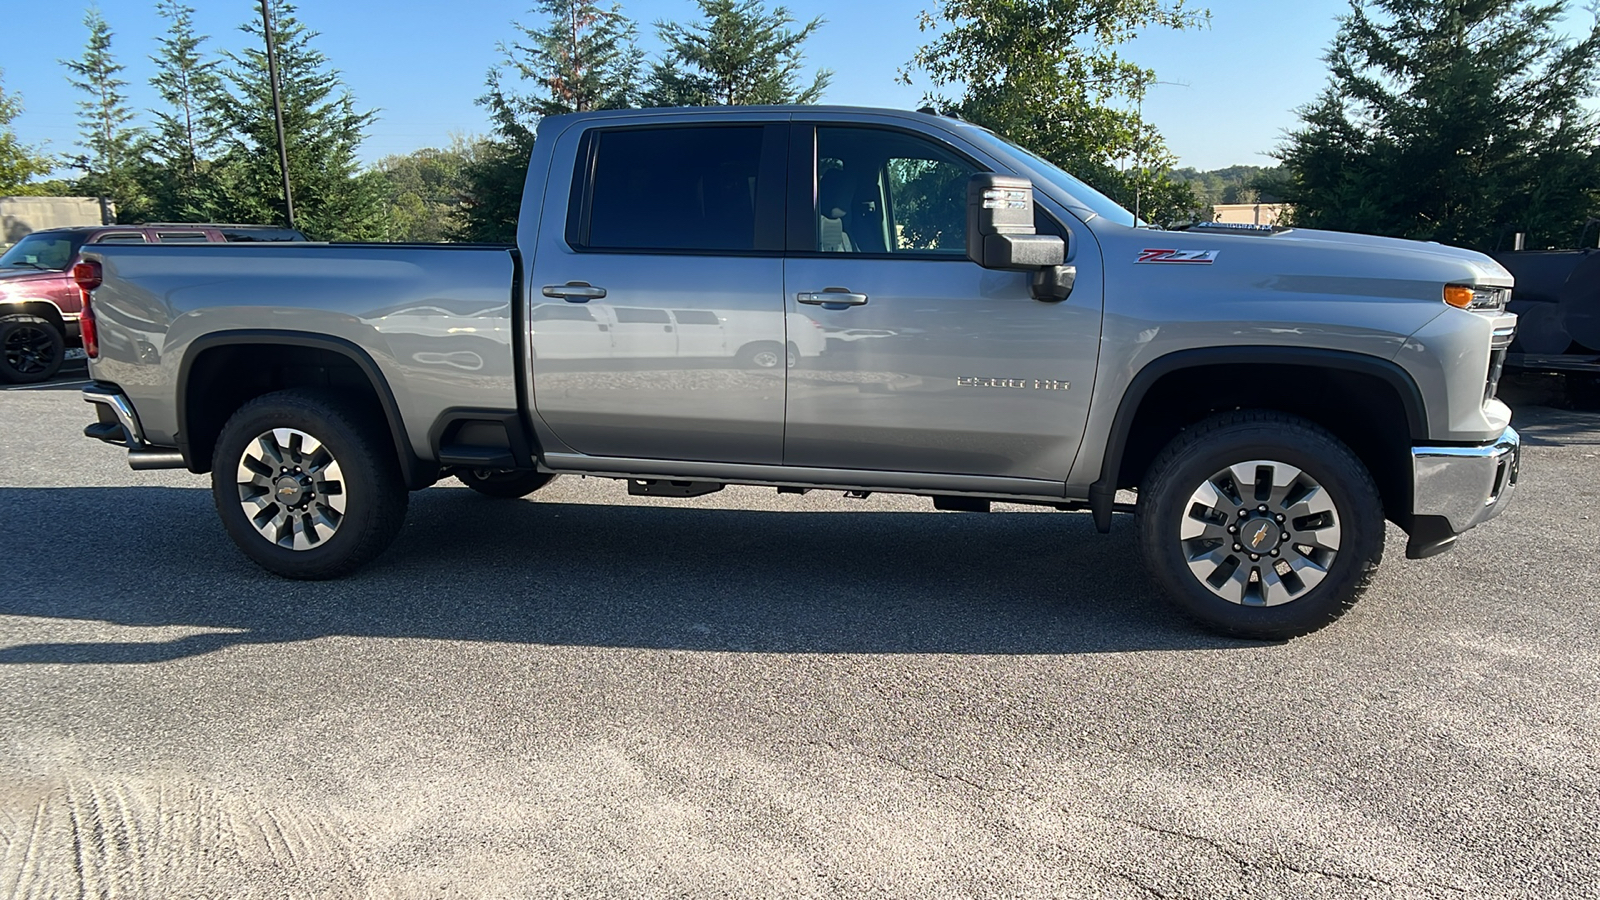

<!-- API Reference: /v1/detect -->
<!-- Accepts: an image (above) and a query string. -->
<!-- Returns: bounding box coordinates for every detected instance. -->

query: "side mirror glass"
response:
[966,174,1067,270]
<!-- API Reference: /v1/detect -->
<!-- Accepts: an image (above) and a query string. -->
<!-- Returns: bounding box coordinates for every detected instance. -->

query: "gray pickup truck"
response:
[79,106,1520,639]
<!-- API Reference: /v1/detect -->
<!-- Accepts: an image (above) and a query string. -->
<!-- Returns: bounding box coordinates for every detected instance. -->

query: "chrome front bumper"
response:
[1409,426,1520,556]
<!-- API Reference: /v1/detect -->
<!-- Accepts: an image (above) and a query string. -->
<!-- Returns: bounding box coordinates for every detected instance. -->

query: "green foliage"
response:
[61,9,148,220]
[211,1,383,240]
[643,0,831,106]
[1170,165,1284,207]
[905,0,1207,227]
[0,70,56,195]
[142,1,229,222]
[458,0,646,242]
[1277,0,1600,250]
[373,138,487,242]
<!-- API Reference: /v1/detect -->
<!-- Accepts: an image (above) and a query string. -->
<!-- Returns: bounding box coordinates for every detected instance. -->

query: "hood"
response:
[0,267,70,284]
[1257,228,1514,286]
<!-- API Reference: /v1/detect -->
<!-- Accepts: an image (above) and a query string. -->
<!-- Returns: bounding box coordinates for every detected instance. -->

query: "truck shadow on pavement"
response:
[0,486,1246,664]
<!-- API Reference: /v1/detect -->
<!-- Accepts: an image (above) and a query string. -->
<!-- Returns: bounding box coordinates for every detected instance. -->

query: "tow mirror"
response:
[965,173,1075,301]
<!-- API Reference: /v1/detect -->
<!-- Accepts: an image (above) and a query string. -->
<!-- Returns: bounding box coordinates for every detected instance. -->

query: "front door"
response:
[527,122,789,464]
[782,124,1102,482]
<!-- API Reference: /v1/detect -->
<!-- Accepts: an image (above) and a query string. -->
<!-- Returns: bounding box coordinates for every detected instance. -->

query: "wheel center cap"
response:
[274,475,308,507]
[1241,517,1282,554]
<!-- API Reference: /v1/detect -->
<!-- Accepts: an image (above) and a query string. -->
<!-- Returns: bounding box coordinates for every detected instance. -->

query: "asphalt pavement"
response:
[1,370,1597,898]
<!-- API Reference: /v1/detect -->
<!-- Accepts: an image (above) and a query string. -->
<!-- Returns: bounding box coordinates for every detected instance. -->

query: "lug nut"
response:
[1250,553,1260,561]
[1227,525,1237,533]
[1271,549,1279,557]
[1258,505,1268,512]
[1283,533,1291,542]
[1233,544,1242,551]
[1276,514,1285,522]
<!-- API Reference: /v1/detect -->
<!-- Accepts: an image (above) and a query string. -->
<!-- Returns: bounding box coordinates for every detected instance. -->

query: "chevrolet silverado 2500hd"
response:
[79,107,1521,639]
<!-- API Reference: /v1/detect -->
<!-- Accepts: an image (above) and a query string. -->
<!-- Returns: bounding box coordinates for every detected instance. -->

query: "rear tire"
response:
[1135,410,1385,640]
[211,389,408,579]
[0,314,65,384]
[456,469,556,499]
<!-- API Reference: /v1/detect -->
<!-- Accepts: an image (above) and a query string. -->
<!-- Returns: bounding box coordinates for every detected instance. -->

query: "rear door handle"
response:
[797,288,869,309]
[543,282,607,302]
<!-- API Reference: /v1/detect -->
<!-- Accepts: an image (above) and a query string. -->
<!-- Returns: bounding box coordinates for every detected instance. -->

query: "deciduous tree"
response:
[904,0,1207,226]
[0,71,56,196]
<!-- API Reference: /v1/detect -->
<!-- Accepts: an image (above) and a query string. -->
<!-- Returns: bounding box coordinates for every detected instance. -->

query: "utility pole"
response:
[261,0,296,230]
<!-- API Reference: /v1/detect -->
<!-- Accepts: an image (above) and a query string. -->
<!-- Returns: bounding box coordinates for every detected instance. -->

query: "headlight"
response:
[1443,284,1510,312]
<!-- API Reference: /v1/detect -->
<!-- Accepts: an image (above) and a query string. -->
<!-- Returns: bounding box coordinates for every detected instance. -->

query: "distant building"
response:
[1212,203,1289,227]
[2,197,113,249]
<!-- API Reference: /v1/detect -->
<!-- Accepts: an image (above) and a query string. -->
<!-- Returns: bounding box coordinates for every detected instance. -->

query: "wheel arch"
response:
[177,330,433,489]
[1,300,69,337]
[1090,347,1428,532]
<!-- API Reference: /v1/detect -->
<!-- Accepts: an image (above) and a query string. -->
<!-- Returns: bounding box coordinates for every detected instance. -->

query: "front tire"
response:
[456,469,556,499]
[0,314,65,384]
[211,389,408,579]
[1136,411,1385,639]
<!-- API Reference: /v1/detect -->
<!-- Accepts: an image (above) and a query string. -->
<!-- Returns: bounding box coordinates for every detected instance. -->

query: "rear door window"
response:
[571,125,782,254]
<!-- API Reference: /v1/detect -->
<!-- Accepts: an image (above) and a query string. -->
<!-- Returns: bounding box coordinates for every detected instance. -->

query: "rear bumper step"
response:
[83,383,188,470]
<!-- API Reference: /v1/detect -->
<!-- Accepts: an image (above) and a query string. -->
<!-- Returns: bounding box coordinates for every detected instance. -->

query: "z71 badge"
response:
[1137,249,1220,265]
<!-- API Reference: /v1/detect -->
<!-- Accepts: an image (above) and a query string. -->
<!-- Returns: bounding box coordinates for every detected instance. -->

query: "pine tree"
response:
[144,0,227,221]
[1277,0,1600,249]
[214,1,383,240]
[1,70,56,195]
[905,0,1206,226]
[457,0,644,242]
[62,9,147,221]
[643,0,830,107]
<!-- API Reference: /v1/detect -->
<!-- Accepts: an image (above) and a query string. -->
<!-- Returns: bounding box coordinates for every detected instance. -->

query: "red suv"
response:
[0,224,304,383]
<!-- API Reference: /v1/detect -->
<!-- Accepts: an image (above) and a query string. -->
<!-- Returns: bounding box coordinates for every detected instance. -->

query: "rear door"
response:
[527,118,790,464]
[781,121,1102,482]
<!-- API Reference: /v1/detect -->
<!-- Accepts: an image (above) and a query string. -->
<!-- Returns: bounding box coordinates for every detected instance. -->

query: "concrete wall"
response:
[2,197,112,248]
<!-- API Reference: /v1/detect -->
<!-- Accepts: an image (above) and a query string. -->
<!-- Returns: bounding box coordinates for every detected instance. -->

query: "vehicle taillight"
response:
[73,261,102,359]
[72,261,102,291]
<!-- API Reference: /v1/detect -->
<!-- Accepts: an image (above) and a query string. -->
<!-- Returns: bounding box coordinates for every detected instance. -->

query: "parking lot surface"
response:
[2,371,1597,898]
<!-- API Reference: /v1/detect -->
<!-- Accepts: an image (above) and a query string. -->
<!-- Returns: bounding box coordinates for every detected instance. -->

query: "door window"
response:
[813,128,979,256]
[574,126,771,253]
[156,231,210,243]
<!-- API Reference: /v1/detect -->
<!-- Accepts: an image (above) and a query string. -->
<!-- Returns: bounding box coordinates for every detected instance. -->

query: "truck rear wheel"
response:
[456,469,556,498]
[0,314,65,384]
[211,389,408,579]
[1135,411,1385,640]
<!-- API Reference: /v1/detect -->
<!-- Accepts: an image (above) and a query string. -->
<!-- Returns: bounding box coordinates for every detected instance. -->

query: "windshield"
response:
[0,233,85,272]
[958,126,1142,228]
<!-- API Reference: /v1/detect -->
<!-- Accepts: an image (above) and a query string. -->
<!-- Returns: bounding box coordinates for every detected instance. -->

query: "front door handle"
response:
[543,282,607,302]
[797,288,869,309]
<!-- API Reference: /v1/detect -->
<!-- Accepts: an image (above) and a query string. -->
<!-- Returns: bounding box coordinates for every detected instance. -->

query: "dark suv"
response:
[0,224,305,383]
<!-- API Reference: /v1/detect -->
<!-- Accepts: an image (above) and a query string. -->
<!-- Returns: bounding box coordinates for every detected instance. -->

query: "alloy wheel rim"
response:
[236,427,347,551]
[1179,459,1342,607]
[751,350,780,368]
[4,326,56,375]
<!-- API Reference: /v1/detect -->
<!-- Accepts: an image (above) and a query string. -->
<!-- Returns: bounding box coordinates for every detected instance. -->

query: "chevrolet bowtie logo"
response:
[1250,524,1271,548]
[279,485,297,496]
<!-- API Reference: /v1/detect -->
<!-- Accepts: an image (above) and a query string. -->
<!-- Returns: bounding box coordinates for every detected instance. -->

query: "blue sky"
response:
[0,0,1578,174]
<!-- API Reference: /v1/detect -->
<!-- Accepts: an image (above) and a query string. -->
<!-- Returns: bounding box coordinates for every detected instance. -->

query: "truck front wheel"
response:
[211,389,409,579]
[1136,411,1385,640]
[0,314,65,384]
